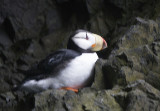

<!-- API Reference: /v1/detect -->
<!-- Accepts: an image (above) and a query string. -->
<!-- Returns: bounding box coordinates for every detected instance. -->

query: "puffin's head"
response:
[67,30,107,53]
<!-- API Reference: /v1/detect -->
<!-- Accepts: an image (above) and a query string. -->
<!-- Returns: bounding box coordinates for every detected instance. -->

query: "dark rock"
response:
[0,91,17,109]
[0,0,62,40]
[0,32,12,49]
[86,0,103,15]
[125,80,160,111]
[63,88,122,111]
[0,88,123,111]
[0,51,6,67]
[85,12,110,37]
[102,17,160,90]
[37,88,122,111]
[56,0,70,4]
[91,59,108,90]
[112,80,160,111]
[33,89,67,111]
[0,90,35,111]
[0,18,14,49]
[11,39,32,56]
[107,0,160,23]
[0,67,12,93]
[40,29,70,53]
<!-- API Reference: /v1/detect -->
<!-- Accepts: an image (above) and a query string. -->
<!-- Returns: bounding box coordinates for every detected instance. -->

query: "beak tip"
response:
[102,39,107,49]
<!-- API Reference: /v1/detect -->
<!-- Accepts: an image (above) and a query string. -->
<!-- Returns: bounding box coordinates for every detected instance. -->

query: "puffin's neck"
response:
[67,38,93,53]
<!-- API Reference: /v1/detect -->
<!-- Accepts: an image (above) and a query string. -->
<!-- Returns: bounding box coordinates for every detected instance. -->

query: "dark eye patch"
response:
[86,33,89,40]
[73,37,86,39]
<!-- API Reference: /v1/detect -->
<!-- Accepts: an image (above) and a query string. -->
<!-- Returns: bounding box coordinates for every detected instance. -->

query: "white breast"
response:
[22,53,98,90]
[56,52,98,88]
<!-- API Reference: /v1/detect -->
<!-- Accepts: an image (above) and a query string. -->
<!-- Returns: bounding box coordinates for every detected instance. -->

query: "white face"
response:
[72,32,95,50]
[72,31,107,51]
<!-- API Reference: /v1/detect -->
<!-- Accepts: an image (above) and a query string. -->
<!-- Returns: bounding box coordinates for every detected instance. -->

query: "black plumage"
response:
[24,49,81,81]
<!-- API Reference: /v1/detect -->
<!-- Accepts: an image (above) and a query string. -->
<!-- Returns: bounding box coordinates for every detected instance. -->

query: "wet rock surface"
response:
[0,0,160,111]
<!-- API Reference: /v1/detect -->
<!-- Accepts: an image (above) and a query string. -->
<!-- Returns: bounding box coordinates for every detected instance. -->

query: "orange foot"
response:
[61,87,78,93]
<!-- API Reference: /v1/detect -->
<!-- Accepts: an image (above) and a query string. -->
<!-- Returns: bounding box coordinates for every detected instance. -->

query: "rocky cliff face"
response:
[0,0,160,111]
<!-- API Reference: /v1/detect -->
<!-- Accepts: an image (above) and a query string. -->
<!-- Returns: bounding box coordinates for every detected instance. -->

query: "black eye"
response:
[86,33,89,40]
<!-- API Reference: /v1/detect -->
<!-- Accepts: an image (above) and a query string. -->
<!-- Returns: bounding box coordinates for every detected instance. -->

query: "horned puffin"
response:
[20,30,107,92]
